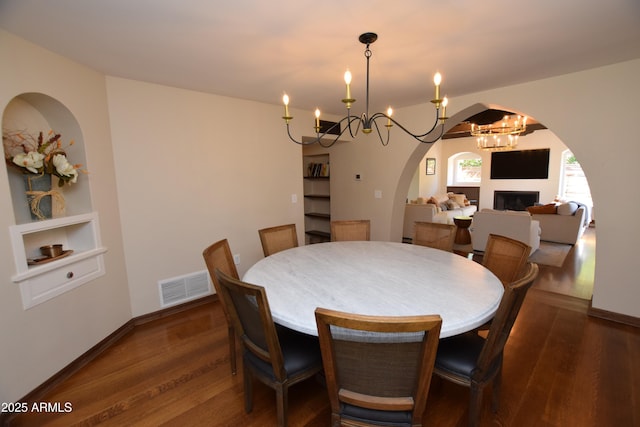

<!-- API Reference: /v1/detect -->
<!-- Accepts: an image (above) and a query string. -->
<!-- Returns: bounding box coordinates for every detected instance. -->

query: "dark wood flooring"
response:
[7,228,640,426]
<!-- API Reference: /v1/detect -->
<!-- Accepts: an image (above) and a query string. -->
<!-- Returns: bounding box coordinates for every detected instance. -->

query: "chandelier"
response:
[281,32,448,148]
[472,115,527,151]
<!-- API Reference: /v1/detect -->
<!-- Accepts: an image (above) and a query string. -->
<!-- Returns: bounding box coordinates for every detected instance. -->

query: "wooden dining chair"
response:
[482,234,531,286]
[433,262,539,427]
[258,224,298,256]
[202,238,239,375]
[214,269,323,427]
[412,221,456,252]
[315,307,442,427]
[330,219,371,241]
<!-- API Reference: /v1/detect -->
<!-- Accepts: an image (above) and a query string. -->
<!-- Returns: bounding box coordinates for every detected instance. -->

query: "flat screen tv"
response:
[490,148,550,179]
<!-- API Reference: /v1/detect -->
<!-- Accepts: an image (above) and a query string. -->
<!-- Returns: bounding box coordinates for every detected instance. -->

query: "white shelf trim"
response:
[11,246,108,282]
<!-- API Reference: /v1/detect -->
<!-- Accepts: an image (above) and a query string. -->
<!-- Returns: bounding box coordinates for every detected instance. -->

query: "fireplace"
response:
[494,191,539,211]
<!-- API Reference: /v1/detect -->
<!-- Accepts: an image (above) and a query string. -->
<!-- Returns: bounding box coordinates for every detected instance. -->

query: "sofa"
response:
[527,202,588,244]
[470,209,541,253]
[403,193,477,239]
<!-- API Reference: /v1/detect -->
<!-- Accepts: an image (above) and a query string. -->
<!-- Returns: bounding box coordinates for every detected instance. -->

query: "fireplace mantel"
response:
[493,191,539,211]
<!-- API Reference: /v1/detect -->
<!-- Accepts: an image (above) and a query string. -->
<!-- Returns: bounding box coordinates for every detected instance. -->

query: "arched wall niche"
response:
[2,92,92,224]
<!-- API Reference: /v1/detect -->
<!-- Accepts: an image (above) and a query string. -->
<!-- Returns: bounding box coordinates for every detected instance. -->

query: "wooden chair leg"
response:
[243,362,253,414]
[469,382,484,427]
[331,413,341,427]
[228,326,236,375]
[492,366,502,413]
[275,384,288,427]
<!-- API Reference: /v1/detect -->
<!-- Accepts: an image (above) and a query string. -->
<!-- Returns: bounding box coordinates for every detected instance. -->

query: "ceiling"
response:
[1,0,639,119]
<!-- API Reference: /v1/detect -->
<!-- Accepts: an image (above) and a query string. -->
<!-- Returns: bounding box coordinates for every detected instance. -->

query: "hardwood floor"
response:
[531,226,596,300]
[6,227,640,426]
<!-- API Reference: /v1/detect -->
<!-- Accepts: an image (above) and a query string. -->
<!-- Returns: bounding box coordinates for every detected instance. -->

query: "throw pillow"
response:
[450,193,466,206]
[440,203,448,211]
[557,202,579,215]
[433,193,450,204]
[446,200,460,209]
[527,203,557,214]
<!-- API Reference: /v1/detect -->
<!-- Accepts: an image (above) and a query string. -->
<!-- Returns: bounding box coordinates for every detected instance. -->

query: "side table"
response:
[453,216,473,257]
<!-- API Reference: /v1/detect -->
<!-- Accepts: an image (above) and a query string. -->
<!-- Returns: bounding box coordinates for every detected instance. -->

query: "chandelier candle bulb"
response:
[434,72,442,101]
[314,108,321,130]
[282,94,291,118]
[344,70,352,100]
[441,97,448,120]
[386,107,393,127]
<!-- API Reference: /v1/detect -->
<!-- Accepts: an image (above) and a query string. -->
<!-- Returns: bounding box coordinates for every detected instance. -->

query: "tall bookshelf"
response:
[303,153,330,244]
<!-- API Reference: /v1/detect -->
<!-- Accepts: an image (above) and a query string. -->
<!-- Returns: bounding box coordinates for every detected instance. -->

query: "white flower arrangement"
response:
[3,130,85,186]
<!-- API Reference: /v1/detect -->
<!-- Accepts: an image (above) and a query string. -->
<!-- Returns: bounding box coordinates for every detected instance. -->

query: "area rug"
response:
[529,241,572,267]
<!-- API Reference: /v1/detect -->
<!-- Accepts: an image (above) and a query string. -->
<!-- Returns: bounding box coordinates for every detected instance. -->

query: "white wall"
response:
[415,142,444,200]
[106,77,304,316]
[0,30,131,402]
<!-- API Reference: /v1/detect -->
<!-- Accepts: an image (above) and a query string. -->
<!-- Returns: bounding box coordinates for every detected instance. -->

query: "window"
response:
[450,152,482,185]
[560,150,592,206]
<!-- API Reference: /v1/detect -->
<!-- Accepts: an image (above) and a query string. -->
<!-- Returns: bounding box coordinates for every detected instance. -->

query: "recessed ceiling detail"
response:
[443,109,547,140]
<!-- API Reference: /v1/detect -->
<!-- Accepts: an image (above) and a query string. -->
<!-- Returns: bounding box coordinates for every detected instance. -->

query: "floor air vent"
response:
[159,270,212,307]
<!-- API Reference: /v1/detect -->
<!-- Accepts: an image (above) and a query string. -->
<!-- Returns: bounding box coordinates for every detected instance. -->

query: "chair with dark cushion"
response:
[473,234,532,332]
[482,234,531,286]
[330,219,371,241]
[258,224,299,256]
[202,238,239,375]
[434,262,539,427]
[214,269,323,427]
[412,221,456,252]
[315,307,442,427]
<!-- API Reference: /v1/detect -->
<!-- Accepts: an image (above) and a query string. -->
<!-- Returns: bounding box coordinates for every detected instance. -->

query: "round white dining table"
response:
[242,241,503,338]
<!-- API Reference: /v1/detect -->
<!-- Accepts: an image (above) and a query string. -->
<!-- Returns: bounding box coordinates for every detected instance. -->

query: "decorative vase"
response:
[24,174,53,220]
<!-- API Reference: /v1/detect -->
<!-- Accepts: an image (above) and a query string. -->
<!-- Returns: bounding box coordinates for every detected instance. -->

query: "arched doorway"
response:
[392,102,595,299]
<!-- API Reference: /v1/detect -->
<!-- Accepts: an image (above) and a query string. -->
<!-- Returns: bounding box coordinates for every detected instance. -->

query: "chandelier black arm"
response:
[417,122,446,144]
[345,109,362,139]
[285,115,362,148]
[368,117,391,146]
[369,109,445,144]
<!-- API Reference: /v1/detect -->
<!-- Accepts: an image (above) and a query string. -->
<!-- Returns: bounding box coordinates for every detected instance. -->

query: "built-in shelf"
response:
[9,212,107,309]
[305,212,331,219]
[303,153,331,244]
[305,230,331,239]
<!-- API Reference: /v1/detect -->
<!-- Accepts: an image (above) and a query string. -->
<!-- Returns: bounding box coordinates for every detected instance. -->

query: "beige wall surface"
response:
[105,77,304,316]
[0,30,131,402]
